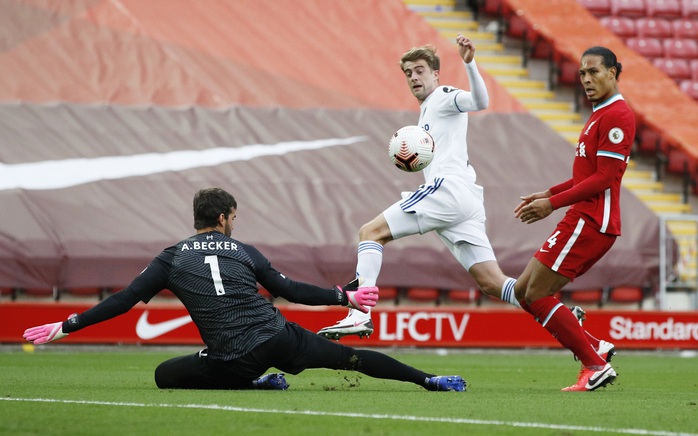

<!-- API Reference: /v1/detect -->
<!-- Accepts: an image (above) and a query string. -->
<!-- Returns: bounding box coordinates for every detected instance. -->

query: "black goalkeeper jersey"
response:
[70,231,340,361]
[146,231,285,360]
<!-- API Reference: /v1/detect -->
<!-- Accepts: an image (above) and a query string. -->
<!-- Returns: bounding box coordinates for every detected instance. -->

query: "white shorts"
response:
[383,177,496,270]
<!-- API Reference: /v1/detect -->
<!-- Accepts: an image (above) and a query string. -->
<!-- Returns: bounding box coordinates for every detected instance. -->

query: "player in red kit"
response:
[513,46,635,391]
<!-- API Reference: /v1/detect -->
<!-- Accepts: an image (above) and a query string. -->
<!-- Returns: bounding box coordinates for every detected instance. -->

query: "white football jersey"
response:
[418,61,488,184]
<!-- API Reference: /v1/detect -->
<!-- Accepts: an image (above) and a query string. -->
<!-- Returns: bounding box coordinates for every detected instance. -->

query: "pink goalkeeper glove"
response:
[23,313,76,344]
[336,279,379,313]
[344,286,379,313]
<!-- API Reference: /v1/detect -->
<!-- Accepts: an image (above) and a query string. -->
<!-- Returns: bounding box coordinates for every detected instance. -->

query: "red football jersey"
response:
[550,94,635,235]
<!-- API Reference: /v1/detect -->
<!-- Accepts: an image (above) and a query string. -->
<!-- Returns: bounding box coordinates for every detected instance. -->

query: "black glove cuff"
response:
[335,285,348,306]
[63,313,81,333]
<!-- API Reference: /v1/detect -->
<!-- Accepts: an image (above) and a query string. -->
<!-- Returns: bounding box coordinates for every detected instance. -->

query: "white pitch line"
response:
[1,397,695,436]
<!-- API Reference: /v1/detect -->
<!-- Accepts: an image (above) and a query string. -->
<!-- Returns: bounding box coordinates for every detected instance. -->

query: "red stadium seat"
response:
[637,126,669,154]
[636,17,674,37]
[600,16,638,39]
[663,38,698,59]
[405,287,441,304]
[646,0,683,18]
[564,288,607,307]
[0,287,17,300]
[626,37,664,58]
[607,286,645,308]
[672,19,698,38]
[61,287,105,299]
[666,145,696,175]
[577,0,613,16]
[505,11,533,39]
[654,58,692,81]
[19,287,57,299]
[376,286,400,304]
[680,80,698,99]
[445,288,482,305]
[483,0,504,15]
[683,0,698,18]
[691,59,698,79]
[611,0,648,17]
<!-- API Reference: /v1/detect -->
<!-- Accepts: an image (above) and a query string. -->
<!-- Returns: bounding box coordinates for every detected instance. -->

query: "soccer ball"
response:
[388,125,435,172]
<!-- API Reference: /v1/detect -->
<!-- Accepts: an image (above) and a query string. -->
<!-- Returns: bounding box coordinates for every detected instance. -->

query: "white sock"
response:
[501,278,521,308]
[354,241,383,318]
[356,241,383,287]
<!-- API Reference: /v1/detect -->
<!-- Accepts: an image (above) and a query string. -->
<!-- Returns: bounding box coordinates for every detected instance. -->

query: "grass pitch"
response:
[1,345,697,435]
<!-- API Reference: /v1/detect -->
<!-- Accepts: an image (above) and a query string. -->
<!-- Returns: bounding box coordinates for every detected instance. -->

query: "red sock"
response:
[528,296,605,367]
[519,299,533,314]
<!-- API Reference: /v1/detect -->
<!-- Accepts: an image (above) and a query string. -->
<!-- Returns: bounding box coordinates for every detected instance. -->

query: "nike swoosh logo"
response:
[136,311,193,340]
[539,248,549,253]
[587,367,613,388]
[0,137,367,191]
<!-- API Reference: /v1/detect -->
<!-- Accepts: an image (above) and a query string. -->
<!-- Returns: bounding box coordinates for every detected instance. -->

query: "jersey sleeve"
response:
[549,155,625,209]
[127,247,175,303]
[597,108,634,158]
[454,60,489,112]
[244,243,339,305]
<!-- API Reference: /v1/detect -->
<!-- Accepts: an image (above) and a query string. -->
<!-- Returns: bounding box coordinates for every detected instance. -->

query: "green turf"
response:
[1,346,697,435]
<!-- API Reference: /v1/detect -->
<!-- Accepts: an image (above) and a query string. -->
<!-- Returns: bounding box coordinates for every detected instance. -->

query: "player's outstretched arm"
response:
[23,313,76,344]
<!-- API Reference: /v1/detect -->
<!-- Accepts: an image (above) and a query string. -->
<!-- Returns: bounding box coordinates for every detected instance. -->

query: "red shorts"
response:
[534,213,617,280]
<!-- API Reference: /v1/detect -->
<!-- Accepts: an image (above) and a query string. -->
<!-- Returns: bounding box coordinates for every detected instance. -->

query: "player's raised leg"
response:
[318,241,383,339]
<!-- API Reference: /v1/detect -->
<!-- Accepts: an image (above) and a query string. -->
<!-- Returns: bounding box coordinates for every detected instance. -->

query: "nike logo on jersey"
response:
[539,248,550,253]
[135,311,193,340]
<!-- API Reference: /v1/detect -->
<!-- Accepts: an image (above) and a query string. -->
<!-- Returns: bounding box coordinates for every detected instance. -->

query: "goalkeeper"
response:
[23,187,464,392]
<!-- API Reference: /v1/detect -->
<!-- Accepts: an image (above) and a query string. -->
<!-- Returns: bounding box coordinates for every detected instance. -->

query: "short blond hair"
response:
[400,44,440,72]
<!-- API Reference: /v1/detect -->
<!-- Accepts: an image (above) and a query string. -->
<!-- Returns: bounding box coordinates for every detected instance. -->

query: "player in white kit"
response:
[318,34,520,339]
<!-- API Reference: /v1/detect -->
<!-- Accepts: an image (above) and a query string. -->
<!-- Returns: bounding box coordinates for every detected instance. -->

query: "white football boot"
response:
[317,309,374,340]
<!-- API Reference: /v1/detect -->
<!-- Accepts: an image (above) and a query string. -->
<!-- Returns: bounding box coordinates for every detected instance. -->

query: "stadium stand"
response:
[562,288,607,308]
[0,288,16,300]
[664,38,698,59]
[680,79,698,99]
[654,58,692,81]
[600,16,639,39]
[0,1,676,310]
[636,17,674,37]
[444,288,483,306]
[61,287,109,300]
[607,285,647,308]
[683,0,698,17]
[404,287,443,305]
[578,0,613,16]
[626,36,664,58]
[673,18,698,38]
[610,0,648,18]
[378,286,400,305]
[646,0,683,19]
[18,287,57,300]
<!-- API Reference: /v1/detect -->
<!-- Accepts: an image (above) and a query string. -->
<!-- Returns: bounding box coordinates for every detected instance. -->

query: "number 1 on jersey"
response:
[204,255,225,296]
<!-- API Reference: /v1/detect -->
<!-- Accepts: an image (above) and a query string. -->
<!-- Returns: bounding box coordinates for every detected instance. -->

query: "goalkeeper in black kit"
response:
[24,187,465,392]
